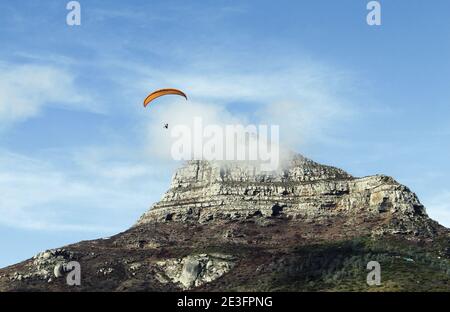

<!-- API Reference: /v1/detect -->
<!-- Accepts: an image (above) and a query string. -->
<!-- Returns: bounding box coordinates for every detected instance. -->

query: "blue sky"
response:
[1,0,449,268]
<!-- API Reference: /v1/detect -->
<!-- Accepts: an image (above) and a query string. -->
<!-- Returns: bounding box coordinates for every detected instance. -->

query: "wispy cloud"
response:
[0,148,168,232]
[129,58,359,157]
[0,62,99,126]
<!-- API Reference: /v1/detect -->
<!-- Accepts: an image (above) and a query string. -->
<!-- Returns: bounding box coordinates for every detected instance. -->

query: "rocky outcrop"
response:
[155,253,236,289]
[136,155,437,237]
[6,249,76,283]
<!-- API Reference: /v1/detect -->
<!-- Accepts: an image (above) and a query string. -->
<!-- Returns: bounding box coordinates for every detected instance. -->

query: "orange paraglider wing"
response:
[143,88,188,107]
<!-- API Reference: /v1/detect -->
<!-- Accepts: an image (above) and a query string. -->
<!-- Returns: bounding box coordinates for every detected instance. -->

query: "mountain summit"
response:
[137,155,440,238]
[1,155,449,291]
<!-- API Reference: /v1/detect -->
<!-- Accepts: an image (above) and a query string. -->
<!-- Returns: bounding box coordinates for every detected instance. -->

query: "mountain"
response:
[1,155,449,291]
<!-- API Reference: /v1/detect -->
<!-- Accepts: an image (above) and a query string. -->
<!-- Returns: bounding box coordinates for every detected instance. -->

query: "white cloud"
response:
[134,60,358,164]
[0,149,169,232]
[0,62,98,126]
[143,100,246,159]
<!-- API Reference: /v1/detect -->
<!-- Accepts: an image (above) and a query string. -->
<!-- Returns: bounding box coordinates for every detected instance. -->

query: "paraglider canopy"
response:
[143,88,188,107]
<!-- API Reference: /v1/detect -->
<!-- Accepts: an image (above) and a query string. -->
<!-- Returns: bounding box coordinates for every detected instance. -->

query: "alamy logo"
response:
[54,261,81,286]
[367,1,381,26]
[170,117,280,171]
[66,1,81,26]
[366,261,381,286]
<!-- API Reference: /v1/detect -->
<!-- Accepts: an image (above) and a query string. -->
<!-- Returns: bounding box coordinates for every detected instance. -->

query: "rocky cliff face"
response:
[137,155,436,237]
[1,154,448,292]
